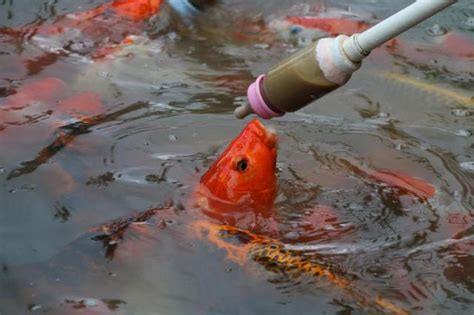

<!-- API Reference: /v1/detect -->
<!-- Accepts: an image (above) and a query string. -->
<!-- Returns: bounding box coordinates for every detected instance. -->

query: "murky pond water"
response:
[1,0,473,314]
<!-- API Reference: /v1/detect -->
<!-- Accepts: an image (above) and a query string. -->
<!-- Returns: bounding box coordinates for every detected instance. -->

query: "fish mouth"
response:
[252,119,278,149]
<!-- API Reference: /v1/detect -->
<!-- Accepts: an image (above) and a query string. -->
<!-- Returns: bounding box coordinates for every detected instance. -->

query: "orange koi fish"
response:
[36,0,163,36]
[276,14,473,68]
[367,169,435,200]
[1,77,65,111]
[0,77,103,128]
[423,32,474,59]
[0,77,104,181]
[285,16,371,36]
[0,77,108,200]
[0,0,164,67]
[191,220,408,315]
[267,14,374,44]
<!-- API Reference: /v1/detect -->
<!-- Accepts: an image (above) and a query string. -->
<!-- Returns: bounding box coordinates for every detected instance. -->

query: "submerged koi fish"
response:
[0,77,103,129]
[191,220,408,315]
[379,72,474,108]
[271,14,473,71]
[284,16,371,36]
[0,0,164,64]
[0,77,104,182]
[36,0,162,37]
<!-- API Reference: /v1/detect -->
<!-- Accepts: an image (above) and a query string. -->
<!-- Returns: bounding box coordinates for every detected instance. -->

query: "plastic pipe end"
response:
[241,74,283,120]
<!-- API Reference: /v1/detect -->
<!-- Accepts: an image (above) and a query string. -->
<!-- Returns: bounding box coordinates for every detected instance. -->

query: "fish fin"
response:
[369,170,436,199]
[189,220,251,265]
[302,205,339,228]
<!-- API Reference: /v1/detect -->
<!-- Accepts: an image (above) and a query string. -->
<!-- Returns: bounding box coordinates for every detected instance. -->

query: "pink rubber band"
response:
[247,75,283,119]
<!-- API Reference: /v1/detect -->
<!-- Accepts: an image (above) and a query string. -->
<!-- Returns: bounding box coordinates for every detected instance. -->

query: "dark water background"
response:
[0,0,473,314]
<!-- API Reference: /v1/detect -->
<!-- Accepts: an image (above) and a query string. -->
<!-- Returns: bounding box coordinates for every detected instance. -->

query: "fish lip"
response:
[265,125,278,148]
[253,119,278,149]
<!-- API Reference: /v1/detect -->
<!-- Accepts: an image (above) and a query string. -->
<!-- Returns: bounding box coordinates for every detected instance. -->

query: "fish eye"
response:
[234,158,249,172]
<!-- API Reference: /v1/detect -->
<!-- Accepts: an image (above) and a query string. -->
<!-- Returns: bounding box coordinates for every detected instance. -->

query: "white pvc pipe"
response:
[343,0,457,62]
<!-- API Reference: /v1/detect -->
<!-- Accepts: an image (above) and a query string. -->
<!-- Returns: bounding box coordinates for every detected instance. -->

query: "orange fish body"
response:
[0,78,66,139]
[1,77,65,111]
[438,32,474,58]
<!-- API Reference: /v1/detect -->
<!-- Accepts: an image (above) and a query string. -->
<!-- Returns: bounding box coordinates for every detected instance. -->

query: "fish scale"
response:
[192,220,408,315]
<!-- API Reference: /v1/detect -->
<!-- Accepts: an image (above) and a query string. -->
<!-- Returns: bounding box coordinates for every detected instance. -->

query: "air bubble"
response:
[254,43,270,49]
[284,231,300,240]
[83,299,99,307]
[452,109,471,117]
[396,143,407,151]
[98,71,111,78]
[28,304,42,311]
[426,24,447,36]
[460,161,474,172]
[455,130,471,137]
[465,17,474,30]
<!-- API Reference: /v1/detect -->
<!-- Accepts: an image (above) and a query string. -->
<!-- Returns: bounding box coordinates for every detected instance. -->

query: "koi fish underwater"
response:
[0,77,105,184]
[269,8,474,77]
[0,0,163,55]
[0,0,172,86]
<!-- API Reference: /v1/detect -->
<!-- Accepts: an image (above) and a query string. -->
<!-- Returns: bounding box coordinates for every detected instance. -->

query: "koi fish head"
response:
[198,119,278,215]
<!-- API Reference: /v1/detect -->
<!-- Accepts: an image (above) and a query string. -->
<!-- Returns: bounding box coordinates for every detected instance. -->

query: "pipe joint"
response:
[316,35,361,86]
